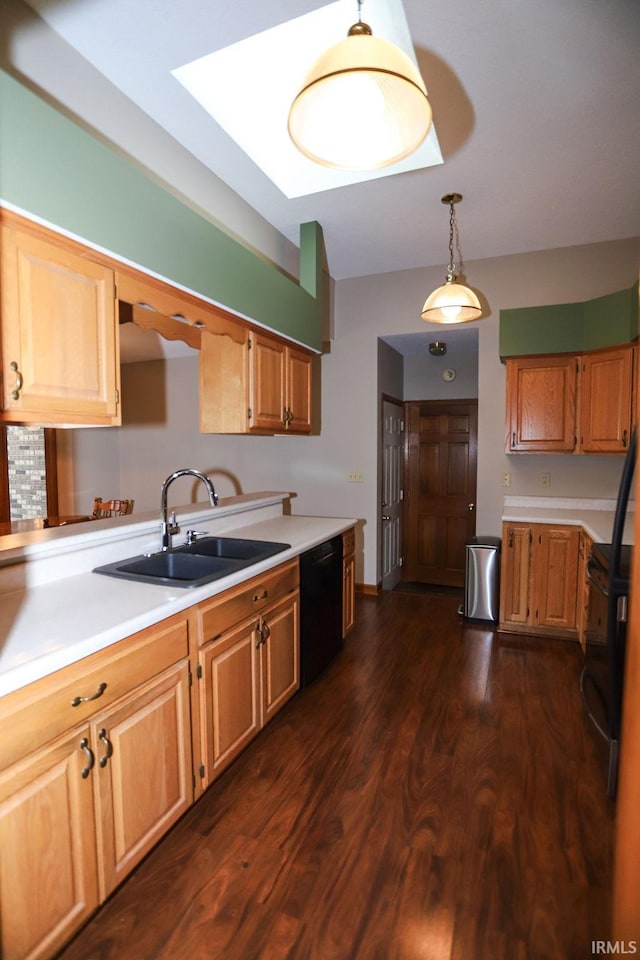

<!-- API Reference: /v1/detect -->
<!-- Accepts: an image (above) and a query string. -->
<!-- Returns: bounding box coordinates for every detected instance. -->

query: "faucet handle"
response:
[185,529,208,545]
[168,511,180,534]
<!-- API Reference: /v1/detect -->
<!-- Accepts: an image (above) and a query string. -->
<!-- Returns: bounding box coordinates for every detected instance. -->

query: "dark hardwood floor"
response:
[57,591,615,960]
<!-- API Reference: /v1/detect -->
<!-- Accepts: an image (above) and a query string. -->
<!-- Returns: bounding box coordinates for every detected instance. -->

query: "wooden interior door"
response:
[404,400,478,587]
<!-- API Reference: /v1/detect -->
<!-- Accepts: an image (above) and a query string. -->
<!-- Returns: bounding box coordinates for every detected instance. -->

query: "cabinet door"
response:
[92,661,192,898]
[260,592,300,727]
[576,530,593,652]
[343,553,356,637]
[505,355,577,452]
[286,346,313,433]
[199,323,249,433]
[0,225,120,426]
[0,727,99,960]
[249,332,286,432]
[500,524,532,626]
[580,346,634,453]
[342,528,356,637]
[532,525,580,630]
[199,619,260,784]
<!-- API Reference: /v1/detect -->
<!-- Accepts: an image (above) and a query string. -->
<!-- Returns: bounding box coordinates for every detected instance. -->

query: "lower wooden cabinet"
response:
[342,527,356,636]
[0,559,304,959]
[92,661,192,898]
[199,618,261,780]
[0,726,99,960]
[0,613,192,960]
[576,530,594,652]
[197,560,300,787]
[500,522,580,638]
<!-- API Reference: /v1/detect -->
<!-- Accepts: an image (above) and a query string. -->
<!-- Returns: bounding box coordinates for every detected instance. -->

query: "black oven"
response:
[581,541,632,796]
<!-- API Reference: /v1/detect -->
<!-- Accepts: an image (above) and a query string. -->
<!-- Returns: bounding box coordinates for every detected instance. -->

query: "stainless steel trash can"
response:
[464,536,501,622]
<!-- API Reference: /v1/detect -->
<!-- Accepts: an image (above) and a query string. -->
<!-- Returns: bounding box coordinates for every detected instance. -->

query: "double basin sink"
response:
[94,536,291,588]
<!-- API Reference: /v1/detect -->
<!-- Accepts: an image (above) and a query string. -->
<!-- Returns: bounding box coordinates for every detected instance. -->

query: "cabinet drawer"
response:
[198,559,299,643]
[343,528,355,557]
[0,613,188,772]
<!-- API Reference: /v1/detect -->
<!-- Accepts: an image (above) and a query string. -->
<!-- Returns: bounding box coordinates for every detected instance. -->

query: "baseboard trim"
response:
[357,582,379,596]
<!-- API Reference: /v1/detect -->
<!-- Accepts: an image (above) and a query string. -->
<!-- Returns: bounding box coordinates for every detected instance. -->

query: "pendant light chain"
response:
[446,198,465,282]
[446,200,456,281]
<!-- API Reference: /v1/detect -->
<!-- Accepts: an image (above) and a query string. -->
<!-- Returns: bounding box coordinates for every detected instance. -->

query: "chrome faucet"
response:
[160,469,218,550]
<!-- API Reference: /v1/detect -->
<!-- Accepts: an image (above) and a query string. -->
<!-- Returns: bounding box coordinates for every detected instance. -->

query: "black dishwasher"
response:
[299,536,344,687]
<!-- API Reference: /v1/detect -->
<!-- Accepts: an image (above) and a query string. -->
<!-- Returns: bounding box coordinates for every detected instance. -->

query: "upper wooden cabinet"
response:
[505,354,578,453]
[580,345,635,453]
[0,219,121,427]
[200,322,313,435]
[505,343,635,455]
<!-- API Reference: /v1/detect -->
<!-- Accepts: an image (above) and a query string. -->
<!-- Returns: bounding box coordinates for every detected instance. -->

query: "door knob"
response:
[468,503,475,511]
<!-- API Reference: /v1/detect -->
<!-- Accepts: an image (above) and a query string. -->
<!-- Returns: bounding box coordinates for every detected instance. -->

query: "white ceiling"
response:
[17,0,640,285]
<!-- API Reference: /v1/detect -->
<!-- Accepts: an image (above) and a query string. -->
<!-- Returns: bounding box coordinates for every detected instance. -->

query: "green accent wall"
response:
[500,282,639,358]
[0,70,323,352]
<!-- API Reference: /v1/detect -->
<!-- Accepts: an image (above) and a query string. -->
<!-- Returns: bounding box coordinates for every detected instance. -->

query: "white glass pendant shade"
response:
[288,33,432,170]
[421,279,482,324]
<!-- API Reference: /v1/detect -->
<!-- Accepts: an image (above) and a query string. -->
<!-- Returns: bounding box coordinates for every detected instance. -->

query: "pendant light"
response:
[288,1,432,171]
[421,193,482,324]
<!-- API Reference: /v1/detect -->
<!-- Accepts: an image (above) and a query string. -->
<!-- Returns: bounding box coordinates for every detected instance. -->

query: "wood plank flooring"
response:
[56,591,615,960]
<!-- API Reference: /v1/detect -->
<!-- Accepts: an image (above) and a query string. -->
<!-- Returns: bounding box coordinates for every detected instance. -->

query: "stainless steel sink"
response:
[93,537,291,587]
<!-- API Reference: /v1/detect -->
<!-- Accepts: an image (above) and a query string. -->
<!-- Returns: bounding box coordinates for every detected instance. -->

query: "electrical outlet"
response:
[502,472,511,487]
[541,472,551,488]
[347,471,364,482]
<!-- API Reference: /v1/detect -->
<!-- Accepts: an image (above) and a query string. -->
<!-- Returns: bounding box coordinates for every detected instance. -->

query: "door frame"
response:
[379,394,405,591]
[378,393,404,591]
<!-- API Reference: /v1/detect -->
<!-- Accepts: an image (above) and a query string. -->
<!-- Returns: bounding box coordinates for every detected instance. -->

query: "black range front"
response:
[581,541,632,796]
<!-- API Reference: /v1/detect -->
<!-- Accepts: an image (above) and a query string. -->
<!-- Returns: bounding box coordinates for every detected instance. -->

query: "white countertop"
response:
[0,507,356,698]
[501,496,635,545]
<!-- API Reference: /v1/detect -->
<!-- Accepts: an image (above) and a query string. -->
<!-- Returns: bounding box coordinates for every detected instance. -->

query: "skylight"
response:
[171,0,442,199]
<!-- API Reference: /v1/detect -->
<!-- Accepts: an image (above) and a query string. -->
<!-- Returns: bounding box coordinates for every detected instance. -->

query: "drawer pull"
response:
[98,729,113,767]
[79,738,95,779]
[71,682,107,707]
[253,590,268,602]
